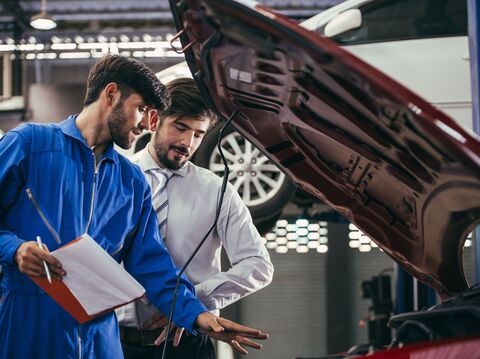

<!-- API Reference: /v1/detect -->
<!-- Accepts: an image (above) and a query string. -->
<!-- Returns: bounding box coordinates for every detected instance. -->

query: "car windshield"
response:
[312,0,467,45]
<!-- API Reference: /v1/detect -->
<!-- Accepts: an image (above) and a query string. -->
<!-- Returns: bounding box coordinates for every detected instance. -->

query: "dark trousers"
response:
[121,332,215,359]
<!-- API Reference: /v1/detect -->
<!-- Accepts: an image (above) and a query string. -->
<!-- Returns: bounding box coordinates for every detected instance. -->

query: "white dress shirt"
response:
[117,147,273,327]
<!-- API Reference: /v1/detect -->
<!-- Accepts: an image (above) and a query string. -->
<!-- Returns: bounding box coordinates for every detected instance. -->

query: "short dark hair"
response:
[83,55,168,110]
[160,78,217,129]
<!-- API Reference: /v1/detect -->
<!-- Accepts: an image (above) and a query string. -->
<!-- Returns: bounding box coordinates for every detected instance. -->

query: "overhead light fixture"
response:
[30,0,57,30]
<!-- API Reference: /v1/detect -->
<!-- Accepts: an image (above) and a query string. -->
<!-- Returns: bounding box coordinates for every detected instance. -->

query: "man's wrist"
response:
[2,236,26,266]
[13,242,25,264]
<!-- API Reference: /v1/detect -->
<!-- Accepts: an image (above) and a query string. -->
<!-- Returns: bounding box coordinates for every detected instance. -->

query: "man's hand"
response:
[196,312,268,355]
[142,312,185,347]
[143,312,186,347]
[15,241,65,280]
[153,326,185,347]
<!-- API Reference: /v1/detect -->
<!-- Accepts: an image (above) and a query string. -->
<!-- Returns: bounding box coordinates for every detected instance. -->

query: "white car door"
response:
[303,0,472,130]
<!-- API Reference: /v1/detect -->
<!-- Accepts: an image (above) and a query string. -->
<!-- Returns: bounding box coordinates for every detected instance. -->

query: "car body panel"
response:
[357,335,480,358]
[168,0,480,298]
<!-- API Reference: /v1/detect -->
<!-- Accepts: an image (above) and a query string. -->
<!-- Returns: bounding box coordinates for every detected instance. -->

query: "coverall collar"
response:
[60,114,118,164]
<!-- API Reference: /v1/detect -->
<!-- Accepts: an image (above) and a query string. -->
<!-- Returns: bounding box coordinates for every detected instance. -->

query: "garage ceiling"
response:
[0,0,341,36]
[0,0,343,62]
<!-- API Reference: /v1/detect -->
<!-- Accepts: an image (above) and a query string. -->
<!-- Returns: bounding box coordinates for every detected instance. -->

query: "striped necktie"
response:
[149,169,174,240]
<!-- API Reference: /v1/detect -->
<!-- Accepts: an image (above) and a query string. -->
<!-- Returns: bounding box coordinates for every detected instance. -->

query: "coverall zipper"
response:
[85,156,98,234]
[110,241,124,256]
[78,323,82,359]
[26,188,62,245]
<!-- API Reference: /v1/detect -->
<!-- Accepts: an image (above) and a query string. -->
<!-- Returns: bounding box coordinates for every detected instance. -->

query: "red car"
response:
[168,0,480,357]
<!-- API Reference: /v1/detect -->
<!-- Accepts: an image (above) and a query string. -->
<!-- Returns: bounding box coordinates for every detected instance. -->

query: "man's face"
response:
[107,93,148,149]
[152,115,210,170]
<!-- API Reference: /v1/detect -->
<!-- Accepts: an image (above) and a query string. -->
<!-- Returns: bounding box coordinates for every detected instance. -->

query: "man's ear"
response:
[149,110,159,131]
[104,83,119,106]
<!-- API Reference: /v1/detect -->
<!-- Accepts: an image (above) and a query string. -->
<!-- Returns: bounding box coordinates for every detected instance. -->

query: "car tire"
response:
[193,125,296,222]
[255,210,283,236]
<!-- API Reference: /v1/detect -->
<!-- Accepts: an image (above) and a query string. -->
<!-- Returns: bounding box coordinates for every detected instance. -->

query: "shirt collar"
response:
[136,146,188,177]
[59,114,118,164]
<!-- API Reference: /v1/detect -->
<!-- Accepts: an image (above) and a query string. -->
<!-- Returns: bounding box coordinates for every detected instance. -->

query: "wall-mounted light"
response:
[30,0,57,30]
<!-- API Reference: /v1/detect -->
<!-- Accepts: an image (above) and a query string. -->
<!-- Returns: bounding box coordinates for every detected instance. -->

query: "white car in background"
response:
[302,0,471,130]
[130,0,470,232]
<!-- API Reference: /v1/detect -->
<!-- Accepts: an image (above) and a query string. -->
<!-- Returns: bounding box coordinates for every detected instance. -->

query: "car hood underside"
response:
[168,0,480,298]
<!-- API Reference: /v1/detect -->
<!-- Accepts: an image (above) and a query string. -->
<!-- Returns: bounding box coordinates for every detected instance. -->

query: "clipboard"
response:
[30,234,145,324]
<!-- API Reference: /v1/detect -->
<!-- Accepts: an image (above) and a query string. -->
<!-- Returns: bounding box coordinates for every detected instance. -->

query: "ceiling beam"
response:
[0,0,30,31]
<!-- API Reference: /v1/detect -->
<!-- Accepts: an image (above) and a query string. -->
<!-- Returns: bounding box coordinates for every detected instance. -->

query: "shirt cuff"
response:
[194,282,216,311]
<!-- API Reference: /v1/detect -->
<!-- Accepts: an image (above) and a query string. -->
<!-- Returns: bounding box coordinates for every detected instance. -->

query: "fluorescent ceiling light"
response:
[30,0,57,30]
[30,14,57,30]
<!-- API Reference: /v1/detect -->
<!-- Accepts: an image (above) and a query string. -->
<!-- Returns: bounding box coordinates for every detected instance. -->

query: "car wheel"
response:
[194,125,296,222]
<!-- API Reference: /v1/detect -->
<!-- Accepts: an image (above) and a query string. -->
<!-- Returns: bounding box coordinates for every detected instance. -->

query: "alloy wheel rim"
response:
[209,132,286,206]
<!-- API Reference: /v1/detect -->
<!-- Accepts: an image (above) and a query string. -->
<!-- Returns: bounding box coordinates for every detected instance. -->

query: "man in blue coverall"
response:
[0,55,267,358]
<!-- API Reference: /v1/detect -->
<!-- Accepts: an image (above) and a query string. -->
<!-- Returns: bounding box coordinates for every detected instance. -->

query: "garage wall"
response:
[232,221,394,359]
[28,83,85,123]
[238,251,327,359]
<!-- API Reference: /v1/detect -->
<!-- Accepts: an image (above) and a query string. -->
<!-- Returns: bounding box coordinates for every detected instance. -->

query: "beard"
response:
[107,102,133,149]
[152,130,189,170]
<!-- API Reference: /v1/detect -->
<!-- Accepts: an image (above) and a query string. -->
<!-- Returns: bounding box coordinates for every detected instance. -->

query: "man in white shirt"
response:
[118,78,274,358]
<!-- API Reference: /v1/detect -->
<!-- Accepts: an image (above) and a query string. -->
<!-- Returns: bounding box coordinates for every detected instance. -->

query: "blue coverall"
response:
[0,116,207,358]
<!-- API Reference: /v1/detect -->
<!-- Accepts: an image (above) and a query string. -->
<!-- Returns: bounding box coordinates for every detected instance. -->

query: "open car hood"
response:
[168,0,480,297]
